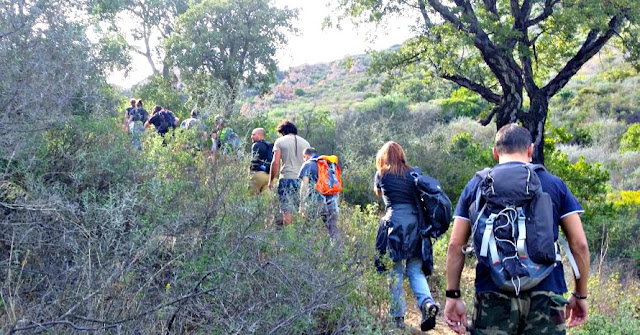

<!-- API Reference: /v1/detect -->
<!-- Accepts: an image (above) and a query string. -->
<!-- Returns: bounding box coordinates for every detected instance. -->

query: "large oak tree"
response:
[166,0,297,113]
[334,0,640,163]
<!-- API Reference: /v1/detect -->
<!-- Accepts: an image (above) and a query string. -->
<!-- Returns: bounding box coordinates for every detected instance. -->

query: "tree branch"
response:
[482,0,498,16]
[417,0,434,30]
[526,0,560,27]
[479,105,500,125]
[441,73,501,104]
[426,0,469,32]
[542,15,624,98]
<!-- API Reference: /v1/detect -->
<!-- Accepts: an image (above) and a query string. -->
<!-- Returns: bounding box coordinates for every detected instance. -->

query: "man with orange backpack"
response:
[299,147,341,239]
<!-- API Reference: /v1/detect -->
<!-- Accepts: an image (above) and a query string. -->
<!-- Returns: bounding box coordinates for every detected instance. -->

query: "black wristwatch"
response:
[446,290,462,299]
[572,292,587,300]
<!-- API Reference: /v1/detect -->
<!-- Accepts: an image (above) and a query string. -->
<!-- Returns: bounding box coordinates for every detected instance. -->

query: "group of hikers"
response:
[250,121,589,334]
[123,99,240,153]
[249,120,341,239]
[371,124,589,334]
[123,99,591,334]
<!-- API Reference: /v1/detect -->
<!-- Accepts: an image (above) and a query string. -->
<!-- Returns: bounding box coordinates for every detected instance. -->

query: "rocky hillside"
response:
[240,53,379,117]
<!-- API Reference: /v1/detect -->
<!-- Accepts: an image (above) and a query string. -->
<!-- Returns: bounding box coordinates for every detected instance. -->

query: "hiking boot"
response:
[393,316,406,329]
[420,299,439,331]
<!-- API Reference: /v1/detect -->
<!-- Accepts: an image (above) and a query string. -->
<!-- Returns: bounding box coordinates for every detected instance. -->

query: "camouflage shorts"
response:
[471,291,568,335]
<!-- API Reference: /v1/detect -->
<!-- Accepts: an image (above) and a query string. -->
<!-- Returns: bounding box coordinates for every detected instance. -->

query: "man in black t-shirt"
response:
[249,128,271,194]
[145,105,179,136]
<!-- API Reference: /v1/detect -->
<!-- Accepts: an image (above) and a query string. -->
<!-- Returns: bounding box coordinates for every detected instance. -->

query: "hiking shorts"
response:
[471,291,568,335]
[277,179,301,213]
[250,171,269,194]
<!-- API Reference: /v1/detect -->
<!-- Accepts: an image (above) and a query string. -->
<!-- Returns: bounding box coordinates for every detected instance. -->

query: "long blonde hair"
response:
[375,141,412,177]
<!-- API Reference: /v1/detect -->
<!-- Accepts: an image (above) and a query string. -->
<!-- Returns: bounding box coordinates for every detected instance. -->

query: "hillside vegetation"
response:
[3,37,640,335]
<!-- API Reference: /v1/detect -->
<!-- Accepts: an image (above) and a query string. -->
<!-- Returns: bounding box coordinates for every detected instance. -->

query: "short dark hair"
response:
[136,99,143,106]
[304,147,317,156]
[495,124,532,155]
[277,120,297,135]
[152,105,162,114]
[190,109,198,118]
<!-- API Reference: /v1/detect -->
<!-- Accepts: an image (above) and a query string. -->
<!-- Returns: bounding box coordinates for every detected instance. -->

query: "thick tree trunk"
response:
[524,93,549,164]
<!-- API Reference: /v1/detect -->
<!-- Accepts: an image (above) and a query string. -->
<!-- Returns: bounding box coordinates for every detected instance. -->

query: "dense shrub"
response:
[133,75,189,118]
[573,272,640,335]
[437,88,489,122]
[620,123,640,153]
[0,117,399,334]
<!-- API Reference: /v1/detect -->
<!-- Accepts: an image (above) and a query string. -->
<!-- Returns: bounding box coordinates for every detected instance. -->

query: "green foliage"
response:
[167,0,297,104]
[132,75,188,117]
[620,123,640,153]
[548,125,593,146]
[573,273,640,335]
[294,88,306,96]
[438,88,489,122]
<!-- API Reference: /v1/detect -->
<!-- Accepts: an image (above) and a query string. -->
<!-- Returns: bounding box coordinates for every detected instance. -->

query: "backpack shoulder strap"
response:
[527,163,547,173]
[475,167,491,179]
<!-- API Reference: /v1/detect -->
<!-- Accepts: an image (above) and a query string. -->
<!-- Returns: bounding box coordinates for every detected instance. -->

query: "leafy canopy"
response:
[166,0,297,104]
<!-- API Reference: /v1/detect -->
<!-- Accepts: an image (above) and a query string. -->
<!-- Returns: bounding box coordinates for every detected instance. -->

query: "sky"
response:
[107,1,417,88]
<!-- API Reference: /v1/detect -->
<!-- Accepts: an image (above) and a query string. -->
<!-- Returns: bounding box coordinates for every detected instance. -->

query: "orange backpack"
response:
[314,155,342,196]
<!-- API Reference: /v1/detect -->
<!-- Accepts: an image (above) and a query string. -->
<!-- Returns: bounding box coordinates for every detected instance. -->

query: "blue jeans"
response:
[389,257,434,317]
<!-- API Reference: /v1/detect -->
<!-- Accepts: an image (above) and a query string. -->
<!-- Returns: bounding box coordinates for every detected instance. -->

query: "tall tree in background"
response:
[166,0,297,113]
[333,0,640,163]
[1,0,126,154]
[91,0,195,78]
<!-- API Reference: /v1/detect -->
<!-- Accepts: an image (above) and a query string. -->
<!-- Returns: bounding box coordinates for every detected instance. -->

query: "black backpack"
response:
[469,163,579,294]
[410,170,453,276]
[260,141,274,171]
[157,110,176,134]
[410,171,453,239]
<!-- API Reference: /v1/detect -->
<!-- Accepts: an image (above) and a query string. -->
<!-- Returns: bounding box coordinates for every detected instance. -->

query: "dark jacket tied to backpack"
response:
[374,169,424,272]
[375,168,452,275]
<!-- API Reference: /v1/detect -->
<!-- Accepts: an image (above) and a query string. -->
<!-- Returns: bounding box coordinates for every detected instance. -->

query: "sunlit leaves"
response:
[166,0,297,103]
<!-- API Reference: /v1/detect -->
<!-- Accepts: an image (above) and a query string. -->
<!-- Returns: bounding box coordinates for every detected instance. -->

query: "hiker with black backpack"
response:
[145,105,179,137]
[298,147,341,240]
[249,127,272,194]
[373,141,439,331]
[444,124,590,335]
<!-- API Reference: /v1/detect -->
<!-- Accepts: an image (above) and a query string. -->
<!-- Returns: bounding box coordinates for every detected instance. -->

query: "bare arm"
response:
[444,218,471,334]
[560,213,590,327]
[268,149,281,189]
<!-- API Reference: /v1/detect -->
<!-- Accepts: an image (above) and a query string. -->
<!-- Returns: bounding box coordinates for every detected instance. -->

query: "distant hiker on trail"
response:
[299,147,341,240]
[444,124,590,335]
[211,115,240,156]
[268,120,310,226]
[180,108,207,150]
[373,141,439,331]
[249,127,272,194]
[123,99,136,130]
[145,105,179,137]
[126,99,149,150]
